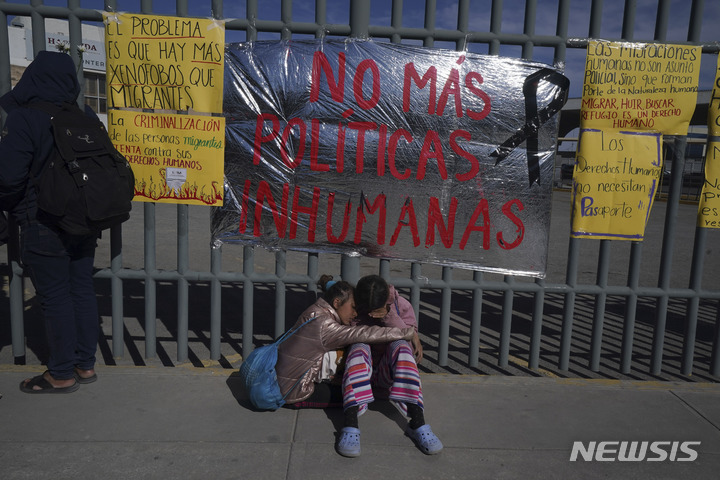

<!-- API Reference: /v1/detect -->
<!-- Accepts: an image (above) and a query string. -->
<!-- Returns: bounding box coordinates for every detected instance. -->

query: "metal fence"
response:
[1,0,720,380]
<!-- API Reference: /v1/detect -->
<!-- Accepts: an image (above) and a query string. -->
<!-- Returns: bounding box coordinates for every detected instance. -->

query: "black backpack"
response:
[30,102,135,235]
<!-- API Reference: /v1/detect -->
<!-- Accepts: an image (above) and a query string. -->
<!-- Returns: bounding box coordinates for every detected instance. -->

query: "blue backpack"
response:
[239,317,314,410]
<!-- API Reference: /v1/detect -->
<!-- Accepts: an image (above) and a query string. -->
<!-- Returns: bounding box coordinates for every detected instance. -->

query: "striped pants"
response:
[342,340,424,416]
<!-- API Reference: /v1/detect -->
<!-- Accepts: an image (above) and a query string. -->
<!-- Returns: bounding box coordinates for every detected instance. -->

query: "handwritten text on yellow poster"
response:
[571,129,663,240]
[698,141,720,228]
[698,57,720,227]
[103,13,224,113]
[581,40,701,135]
[710,55,720,137]
[109,110,225,205]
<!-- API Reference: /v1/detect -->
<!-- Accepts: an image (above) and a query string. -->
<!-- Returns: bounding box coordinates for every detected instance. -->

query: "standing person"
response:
[0,51,100,393]
[275,275,414,413]
[340,274,443,457]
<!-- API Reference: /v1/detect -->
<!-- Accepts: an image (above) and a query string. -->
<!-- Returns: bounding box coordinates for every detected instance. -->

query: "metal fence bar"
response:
[622,0,637,39]
[349,0,370,40]
[590,240,610,371]
[688,0,704,43]
[560,237,579,371]
[437,266,452,366]
[275,251,287,338]
[654,0,671,41]
[498,275,514,368]
[110,224,124,358]
[522,0,536,59]
[176,205,190,362]
[621,241,642,373]
[8,222,24,359]
[422,0,435,48]
[469,271,483,368]
[0,6,24,360]
[682,226,706,373]
[652,137,687,374]
[488,0,502,55]
[242,246,254,353]
[144,203,157,358]
[209,245,222,360]
[529,277,544,370]
[555,0,570,63]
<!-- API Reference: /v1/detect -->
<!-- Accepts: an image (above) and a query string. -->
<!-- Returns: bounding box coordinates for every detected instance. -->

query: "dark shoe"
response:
[20,372,79,394]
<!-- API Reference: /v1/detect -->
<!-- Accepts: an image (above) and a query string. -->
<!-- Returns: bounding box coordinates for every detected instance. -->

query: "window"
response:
[84,72,106,114]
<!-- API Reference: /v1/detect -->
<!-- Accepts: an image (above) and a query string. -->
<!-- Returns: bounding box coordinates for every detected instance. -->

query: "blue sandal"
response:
[406,424,443,455]
[336,427,361,457]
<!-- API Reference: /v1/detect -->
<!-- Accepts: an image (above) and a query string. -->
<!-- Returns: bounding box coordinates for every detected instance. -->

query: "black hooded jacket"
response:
[0,51,96,225]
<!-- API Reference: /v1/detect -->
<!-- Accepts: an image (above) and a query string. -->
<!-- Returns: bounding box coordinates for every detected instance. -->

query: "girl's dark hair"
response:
[318,274,353,307]
[354,275,389,315]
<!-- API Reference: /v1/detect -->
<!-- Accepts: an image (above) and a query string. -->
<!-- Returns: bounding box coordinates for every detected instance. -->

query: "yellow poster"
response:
[571,129,663,240]
[104,12,224,113]
[581,40,701,135]
[109,110,225,205]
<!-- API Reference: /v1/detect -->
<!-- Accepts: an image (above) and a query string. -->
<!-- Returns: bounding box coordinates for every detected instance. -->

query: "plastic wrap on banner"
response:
[212,39,568,278]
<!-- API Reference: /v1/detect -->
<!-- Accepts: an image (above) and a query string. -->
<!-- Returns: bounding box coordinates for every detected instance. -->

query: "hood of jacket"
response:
[0,51,80,113]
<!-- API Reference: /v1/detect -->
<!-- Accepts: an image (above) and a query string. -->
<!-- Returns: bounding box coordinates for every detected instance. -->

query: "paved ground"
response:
[0,365,719,479]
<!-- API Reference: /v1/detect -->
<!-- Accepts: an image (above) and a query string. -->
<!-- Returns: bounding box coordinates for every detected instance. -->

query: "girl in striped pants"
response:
[337,275,443,457]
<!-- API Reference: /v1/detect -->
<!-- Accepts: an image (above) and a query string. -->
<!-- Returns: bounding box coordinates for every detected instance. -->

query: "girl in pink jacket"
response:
[276,277,414,408]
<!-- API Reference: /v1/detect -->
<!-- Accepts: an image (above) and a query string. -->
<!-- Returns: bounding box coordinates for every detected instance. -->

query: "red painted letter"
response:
[460,198,490,250]
[426,197,457,248]
[497,199,525,250]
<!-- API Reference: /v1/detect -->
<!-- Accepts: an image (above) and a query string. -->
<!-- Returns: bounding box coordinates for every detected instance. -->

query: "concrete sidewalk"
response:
[1,365,719,479]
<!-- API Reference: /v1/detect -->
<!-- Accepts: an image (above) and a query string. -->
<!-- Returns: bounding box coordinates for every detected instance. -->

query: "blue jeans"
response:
[21,221,99,380]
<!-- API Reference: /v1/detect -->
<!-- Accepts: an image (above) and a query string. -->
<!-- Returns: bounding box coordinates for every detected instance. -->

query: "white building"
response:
[7,16,107,123]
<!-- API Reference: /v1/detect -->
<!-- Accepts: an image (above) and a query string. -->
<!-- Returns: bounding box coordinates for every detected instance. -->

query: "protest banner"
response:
[103,12,225,205]
[571,129,663,240]
[697,55,720,228]
[212,40,569,277]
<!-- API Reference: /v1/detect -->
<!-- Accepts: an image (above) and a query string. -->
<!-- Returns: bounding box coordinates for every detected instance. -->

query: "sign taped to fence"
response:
[212,40,568,277]
[697,56,720,228]
[103,12,225,112]
[109,110,225,205]
[581,40,701,135]
[571,129,663,240]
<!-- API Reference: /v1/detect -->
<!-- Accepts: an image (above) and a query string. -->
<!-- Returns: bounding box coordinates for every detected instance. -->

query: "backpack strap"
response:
[25,102,60,178]
[275,316,316,346]
[27,101,65,117]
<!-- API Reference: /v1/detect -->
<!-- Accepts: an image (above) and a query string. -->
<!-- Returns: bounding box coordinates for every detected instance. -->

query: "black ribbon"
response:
[490,68,570,186]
